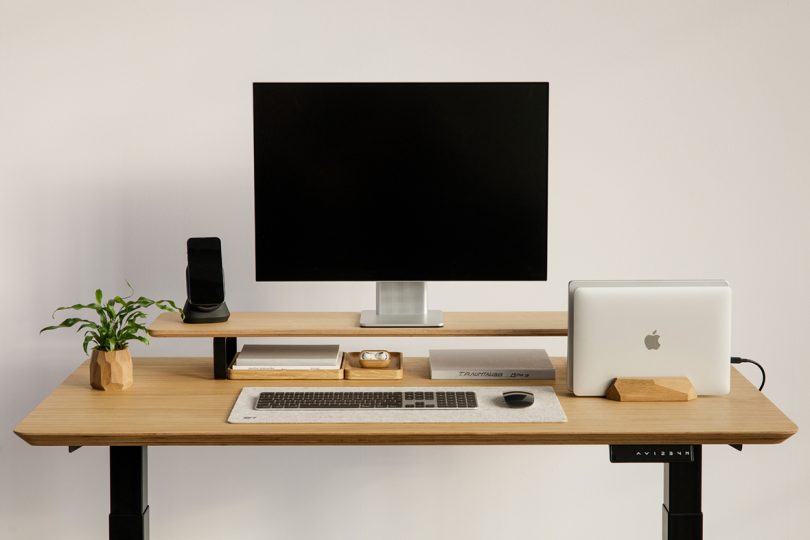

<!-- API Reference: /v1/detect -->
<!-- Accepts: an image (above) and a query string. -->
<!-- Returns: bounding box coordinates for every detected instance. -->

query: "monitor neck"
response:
[359,282,444,327]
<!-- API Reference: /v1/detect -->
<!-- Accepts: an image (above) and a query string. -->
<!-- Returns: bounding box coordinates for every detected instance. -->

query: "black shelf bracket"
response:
[213,337,237,379]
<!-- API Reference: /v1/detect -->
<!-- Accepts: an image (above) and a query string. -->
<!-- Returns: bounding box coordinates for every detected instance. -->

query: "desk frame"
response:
[103,442,703,540]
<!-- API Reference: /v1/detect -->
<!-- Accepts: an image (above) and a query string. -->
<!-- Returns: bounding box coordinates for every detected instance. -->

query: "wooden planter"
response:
[90,348,133,391]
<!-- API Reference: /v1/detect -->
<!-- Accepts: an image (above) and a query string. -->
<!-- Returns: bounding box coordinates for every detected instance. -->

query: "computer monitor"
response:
[253,82,548,327]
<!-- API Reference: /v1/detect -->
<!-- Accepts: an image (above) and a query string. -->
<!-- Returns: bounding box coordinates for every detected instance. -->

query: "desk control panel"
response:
[609,445,696,463]
[255,390,479,410]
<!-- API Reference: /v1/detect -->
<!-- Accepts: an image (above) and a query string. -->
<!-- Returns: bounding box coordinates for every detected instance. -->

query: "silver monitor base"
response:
[360,309,444,328]
[360,282,444,327]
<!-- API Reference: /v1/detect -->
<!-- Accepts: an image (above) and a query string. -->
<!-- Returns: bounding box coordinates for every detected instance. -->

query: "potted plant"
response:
[41,284,182,391]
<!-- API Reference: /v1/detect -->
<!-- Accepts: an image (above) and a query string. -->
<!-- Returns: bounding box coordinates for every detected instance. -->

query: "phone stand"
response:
[182,247,230,323]
[182,300,230,324]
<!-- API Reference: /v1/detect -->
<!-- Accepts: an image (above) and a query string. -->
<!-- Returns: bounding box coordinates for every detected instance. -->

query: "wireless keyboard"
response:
[255,390,478,410]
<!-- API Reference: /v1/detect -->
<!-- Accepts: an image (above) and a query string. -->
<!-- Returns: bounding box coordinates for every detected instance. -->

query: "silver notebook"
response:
[233,344,341,370]
[429,349,554,380]
[568,280,731,396]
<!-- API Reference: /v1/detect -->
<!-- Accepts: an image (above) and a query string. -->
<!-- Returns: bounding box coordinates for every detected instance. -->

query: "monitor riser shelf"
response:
[147,311,568,379]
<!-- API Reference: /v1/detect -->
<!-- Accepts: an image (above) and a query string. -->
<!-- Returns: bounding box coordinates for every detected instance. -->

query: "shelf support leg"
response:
[663,445,702,539]
[213,337,237,379]
[110,446,149,540]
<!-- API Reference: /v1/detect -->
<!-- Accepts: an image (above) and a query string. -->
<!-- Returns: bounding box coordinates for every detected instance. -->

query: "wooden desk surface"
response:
[14,357,796,446]
[148,311,568,338]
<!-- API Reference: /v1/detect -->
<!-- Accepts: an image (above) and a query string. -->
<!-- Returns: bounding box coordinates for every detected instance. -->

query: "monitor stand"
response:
[360,282,444,327]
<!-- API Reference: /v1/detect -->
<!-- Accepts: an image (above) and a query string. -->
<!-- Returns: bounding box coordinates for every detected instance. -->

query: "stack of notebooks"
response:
[228,345,343,380]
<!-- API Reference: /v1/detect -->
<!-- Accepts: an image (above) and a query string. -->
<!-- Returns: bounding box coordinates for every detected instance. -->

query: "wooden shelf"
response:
[148,311,568,338]
[14,357,797,446]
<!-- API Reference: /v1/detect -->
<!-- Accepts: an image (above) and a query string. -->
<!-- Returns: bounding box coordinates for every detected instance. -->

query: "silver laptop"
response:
[568,280,731,396]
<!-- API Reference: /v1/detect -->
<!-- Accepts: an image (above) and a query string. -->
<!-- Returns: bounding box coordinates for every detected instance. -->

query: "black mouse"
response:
[503,390,534,408]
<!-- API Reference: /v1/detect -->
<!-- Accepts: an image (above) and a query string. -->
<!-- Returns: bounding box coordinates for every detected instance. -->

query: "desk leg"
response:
[663,445,702,540]
[213,337,237,379]
[110,446,149,540]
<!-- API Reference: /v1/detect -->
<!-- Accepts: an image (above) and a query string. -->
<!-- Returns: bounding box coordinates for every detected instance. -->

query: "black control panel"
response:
[609,445,696,463]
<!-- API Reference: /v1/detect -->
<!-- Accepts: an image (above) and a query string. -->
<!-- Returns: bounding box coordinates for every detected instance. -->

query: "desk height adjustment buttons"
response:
[609,445,695,463]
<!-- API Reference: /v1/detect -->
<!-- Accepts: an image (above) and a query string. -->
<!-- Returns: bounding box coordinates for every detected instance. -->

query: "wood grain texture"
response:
[147,311,568,338]
[227,367,344,380]
[343,352,404,380]
[14,357,796,446]
[605,377,697,402]
[89,349,133,391]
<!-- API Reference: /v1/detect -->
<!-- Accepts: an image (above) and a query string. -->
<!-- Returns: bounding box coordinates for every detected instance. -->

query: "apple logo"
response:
[644,330,661,350]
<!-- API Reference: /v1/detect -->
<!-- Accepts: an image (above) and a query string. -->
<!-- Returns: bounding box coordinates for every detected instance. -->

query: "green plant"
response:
[40,283,182,353]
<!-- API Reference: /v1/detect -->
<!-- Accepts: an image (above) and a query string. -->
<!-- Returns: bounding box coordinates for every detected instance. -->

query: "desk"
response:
[15,356,797,539]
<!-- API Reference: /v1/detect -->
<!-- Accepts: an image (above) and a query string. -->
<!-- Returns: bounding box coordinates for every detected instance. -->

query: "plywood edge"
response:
[146,311,569,338]
[13,426,799,447]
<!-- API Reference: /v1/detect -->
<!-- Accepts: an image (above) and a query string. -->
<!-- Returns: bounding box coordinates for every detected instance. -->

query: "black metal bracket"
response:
[610,445,702,540]
[110,446,149,540]
[213,337,237,379]
[68,445,82,453]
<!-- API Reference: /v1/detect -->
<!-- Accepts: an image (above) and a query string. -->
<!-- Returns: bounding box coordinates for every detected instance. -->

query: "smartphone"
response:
[186,237,225,305]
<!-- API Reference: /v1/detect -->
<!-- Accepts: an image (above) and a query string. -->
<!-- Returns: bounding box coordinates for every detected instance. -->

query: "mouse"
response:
[503,390,534,408]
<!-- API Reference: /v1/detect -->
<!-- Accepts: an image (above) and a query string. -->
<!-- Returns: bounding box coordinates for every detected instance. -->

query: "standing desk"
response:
[14,312,798,540]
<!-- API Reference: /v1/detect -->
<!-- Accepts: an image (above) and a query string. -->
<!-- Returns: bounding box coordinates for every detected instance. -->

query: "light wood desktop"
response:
[14,356,795,447]
[13,311,798,540]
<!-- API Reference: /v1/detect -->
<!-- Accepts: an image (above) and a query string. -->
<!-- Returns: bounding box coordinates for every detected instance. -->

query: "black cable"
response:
[731,357,766,391]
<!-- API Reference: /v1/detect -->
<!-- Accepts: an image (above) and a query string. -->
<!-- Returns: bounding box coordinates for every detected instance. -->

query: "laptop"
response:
[568,280,731,396]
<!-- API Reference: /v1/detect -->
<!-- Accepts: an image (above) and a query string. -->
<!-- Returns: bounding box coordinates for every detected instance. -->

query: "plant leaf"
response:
[95,289,103,305]
[82,333,98,355]
[156,299,182,313]
[41,318,92,333]
[77,321,99,329]
[52,303,98,317]
[130,335,150,346]
[75,321,100,333]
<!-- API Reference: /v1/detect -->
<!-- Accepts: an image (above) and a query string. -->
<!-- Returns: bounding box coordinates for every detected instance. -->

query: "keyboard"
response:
[255,390,478,410]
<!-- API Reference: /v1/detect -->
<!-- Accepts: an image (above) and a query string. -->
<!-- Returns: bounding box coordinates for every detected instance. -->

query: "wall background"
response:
[2,1,808,538]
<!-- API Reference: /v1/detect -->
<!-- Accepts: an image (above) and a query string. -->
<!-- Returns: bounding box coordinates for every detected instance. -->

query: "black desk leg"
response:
[110,446,149,540]
[663,445,702,540]
[609,445,702,540]
[213,337,237,379]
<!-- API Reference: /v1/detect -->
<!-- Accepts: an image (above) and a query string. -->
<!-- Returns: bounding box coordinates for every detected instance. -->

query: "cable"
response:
[731,357,766,391]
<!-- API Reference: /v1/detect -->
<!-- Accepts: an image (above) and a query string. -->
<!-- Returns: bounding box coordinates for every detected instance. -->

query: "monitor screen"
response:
[253,82,548,281]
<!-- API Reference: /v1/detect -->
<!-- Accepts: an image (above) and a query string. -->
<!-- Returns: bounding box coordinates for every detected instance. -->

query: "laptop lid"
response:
[568,280,731,396]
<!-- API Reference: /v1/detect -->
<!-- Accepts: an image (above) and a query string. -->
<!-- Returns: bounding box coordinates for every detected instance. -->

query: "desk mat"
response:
[228,386,566,424]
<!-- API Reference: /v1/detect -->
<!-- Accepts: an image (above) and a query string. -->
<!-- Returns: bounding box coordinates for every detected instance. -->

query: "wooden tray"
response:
[227,352,344,380]
[228,367,344,380]
[342,352,404,380]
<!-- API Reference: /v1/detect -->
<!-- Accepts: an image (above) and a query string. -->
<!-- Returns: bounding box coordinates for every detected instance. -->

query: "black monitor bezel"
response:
[253,81,548,282]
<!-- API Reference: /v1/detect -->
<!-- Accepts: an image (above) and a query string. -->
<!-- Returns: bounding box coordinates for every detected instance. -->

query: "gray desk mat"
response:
[228,386,566,424]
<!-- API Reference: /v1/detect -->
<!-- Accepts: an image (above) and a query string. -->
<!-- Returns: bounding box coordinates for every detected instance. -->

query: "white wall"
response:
[1,1,808,538]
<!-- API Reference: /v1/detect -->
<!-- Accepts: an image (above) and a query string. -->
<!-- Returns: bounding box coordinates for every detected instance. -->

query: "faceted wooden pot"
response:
[90,348,133,391]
